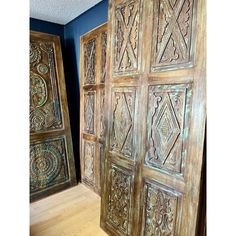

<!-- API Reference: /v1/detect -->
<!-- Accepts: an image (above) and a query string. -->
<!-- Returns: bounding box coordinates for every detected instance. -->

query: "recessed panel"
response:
[151,0,195,71]
[30,42,62,133]
[30,137,69,193]
[112,0,142,76]
[110,87,136,160]
[106,163,133,235]
[145,84,192,175]
[142,180,180,236]
[84,91,96,135]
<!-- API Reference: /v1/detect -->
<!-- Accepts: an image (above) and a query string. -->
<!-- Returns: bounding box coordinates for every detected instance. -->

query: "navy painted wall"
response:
[29,0,108,182]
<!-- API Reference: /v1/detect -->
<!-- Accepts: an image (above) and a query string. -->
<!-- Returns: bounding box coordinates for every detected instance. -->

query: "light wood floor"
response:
[30,184,108,236]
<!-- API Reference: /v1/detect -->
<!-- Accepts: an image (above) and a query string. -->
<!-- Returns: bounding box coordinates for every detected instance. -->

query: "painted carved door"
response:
[101,0,206,235]
[80,23,107,194]
[30,32,77,202]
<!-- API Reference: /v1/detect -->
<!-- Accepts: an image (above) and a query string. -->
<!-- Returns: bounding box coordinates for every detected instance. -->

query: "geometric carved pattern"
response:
[84,38,96,85]
[151,0,194,71]
[145,84,192,174]
[30,42,62,133]
[113,0,140,75]
[110,88,136,159]
[107,164,132,235]
[100,88,105,139]
[101,32,107,83]
[84,91,96,134]
[143,181,178,236]
[83,140,95,186]
[30,137,69,193]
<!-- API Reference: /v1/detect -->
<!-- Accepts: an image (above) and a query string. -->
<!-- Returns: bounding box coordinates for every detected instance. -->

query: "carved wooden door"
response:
[101,0,206,235]
[30,32,77,202]
[80,23,107,194]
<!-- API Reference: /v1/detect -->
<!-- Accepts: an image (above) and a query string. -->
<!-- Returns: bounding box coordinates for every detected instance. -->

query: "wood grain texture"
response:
[30,31,77,202]
[80,23,108,195]
[30,184,107,236]
[101,0,206,235]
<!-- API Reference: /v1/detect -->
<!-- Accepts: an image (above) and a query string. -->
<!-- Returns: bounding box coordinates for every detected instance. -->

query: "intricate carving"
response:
[143,182,178,236]
[107,165,132,235]
[30,41,62,133]
[113,0,140,75]
[84,38,96,85]
[101,32,107,83]
[145,84,192,174]
[151,0,194,71]
[30,138,69,193]
[84,91,96,134]
[110,88,136,159]
[100,89,105,139]
[83,140,95,185]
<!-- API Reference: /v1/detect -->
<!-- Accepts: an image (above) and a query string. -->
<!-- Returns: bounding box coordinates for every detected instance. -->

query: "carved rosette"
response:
[84,91,96,134]
[113,0,140,75]
[107,165,132,235]
[143,182,178,236]
[84,38,96,85]
[145,84,192,174]
[83,140,95,185]
[110,88,136,159]
[30,138,68,193]
[30,41,62,133]
[101,32,107,83]
[151,0,194,71]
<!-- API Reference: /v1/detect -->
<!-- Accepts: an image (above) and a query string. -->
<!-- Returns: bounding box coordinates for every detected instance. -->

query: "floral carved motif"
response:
[100,89,105,139]
[113,0,140,75]
[84,91,95,134]
[30,138,68,193]
[110,88,136,159]
[30,41,62,133]
[151,0,194,71]
[84,38,96,85]
[143,182,178,236]
[107,165,132,235]
[145,84,192,174]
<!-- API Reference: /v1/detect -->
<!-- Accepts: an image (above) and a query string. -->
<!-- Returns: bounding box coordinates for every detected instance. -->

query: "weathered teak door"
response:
[101,0,206,235]
[30,32,77,202]
[80,23,107,194]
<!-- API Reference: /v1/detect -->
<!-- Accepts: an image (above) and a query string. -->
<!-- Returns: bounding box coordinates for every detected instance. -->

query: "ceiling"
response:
[30,0,103,25]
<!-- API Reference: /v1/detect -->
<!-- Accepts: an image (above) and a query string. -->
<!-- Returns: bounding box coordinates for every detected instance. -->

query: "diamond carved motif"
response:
[146,84,192,174]
[155,95,180,164]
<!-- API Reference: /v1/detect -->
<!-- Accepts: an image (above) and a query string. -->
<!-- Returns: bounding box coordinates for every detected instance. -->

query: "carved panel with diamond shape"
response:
[151,0,195,71]
[110,87,136,159]
[145,84,192,174]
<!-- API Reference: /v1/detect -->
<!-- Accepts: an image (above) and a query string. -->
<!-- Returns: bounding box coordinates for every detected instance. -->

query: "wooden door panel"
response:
[101,0,205,234]
[30,42,63,133]
[30,32,76,202]
[105,162,134,236]
[109,87,137,160]
[112,0,143,76]
[30,136,69,194]
[141,179,182,236]
[145,84,192,175]
[151,0,195,72]
[80,24,107,194]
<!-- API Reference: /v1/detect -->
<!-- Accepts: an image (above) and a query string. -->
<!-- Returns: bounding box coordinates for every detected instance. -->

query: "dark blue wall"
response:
[30,0,108,182]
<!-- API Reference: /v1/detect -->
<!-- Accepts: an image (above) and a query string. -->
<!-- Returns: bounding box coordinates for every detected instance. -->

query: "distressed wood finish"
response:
[80,23,107,194]
[101,0,206,235]
[30,31,76,202]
